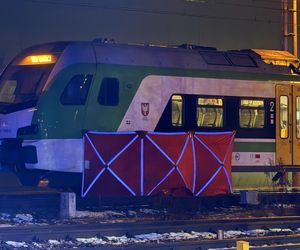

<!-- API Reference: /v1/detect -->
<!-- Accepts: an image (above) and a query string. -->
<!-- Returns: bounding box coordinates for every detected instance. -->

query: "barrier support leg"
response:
[60,192,76,219]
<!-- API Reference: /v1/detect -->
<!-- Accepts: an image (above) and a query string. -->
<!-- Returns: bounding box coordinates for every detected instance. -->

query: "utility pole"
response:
[282,0,298,57]
[293,0,298,57]
[282,0,289,51]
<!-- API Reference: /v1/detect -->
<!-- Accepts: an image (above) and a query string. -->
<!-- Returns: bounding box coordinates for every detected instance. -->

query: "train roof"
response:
[91,40,300,75]
[19,41,300,76]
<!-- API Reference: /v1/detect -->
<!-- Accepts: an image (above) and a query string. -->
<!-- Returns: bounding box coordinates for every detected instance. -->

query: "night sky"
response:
[0,0,292,70]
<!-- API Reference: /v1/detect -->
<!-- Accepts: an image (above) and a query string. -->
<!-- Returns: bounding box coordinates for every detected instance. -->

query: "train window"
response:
[172,95,183,127]
[280,96,289,138]
[239,99,265,128]
[197,97,223,127]
[60,74,92,105]
[297,97,300,139]
[0,66,50,104]
[98,77,119,106]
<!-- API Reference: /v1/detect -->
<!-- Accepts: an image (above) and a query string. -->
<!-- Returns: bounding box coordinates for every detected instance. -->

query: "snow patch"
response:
[32,242,43,248]
[0,213,11,221]
[139,208,160,214]
[105,235,130,245]
[13,214,33,223]
[269,228,293,233]
[76,237,107,245]
[6,241,28,248]
[127,210,137,216]
[135,233,162,241]
[244,229,268,236]
[224,230,246,238]
[48,239,61,245]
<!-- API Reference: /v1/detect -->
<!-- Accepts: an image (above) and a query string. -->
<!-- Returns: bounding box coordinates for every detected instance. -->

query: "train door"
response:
[292,85,300,186]
[276,84,292,165]
[292,85,300,165]
[276,84,300,186]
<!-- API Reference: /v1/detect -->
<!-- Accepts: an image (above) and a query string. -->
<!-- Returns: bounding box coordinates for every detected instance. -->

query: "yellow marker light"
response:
[19,54,56,65]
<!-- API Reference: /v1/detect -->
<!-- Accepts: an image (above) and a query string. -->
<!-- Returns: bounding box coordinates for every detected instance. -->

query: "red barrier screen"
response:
[82,131,235,197]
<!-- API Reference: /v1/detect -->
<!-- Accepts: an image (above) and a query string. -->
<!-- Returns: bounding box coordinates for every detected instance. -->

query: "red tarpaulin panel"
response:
[82,131,235,197]
[193,132,235,196]
[143,133,189,196]
[82,132,139,197]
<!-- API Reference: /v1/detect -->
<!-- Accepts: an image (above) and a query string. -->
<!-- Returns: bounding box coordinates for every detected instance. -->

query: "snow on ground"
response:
[0,213,35,226]
[1,227,299,249]
[0,231,217,249]
[13,214,33,223]
[5,241,28,248]
[269,228,293,233]
[78,231,217,245]
[244,229,268,236]
[1,213,11,220]
[48,239,61,245]
[139,208,160,214]
[76,237,107,245]
[0,205,299,248]
[224,230,246,238]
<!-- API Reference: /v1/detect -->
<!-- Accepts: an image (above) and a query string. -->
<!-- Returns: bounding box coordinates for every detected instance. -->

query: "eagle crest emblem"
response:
[141,103,149,117]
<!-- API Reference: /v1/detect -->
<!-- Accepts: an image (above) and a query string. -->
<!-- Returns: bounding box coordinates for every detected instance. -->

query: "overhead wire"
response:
[22,0,282,24]
[185,0,283,12]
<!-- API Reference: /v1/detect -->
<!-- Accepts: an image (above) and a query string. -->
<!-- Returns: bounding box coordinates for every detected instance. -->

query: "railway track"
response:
[0,189,300,249]
[0,216,300,248]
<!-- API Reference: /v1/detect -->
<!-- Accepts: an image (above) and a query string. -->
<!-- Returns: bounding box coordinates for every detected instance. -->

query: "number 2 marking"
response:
[270,101,275,112]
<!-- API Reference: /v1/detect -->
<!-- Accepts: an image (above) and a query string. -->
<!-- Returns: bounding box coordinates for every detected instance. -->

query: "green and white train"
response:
[0,40,300,190]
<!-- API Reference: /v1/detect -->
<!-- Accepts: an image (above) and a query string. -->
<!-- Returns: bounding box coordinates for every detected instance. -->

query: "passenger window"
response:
[172,95,183,127]
[60,74,92,105]
[280,96,289,138]
[98,77,119,106]
[197,97,223,127]
[239,99,265,128]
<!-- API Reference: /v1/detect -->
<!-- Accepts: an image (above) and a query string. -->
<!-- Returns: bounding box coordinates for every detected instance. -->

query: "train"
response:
[0,40,300,191]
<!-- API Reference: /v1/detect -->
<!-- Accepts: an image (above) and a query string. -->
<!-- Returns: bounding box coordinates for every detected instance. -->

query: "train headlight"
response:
[18,54,56,65]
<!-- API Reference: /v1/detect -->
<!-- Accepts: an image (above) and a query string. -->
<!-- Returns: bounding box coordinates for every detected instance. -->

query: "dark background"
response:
[0,0,293,70]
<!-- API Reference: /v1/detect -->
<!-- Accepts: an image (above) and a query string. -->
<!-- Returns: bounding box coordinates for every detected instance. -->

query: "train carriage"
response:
[0,40,299,190]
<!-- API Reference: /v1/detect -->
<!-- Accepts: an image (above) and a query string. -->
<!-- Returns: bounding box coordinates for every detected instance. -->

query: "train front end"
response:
[0,42,69,184]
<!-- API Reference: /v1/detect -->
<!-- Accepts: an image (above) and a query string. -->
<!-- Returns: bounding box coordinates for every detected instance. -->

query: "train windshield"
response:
[0,42,68,112]
[0,64,53,104]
